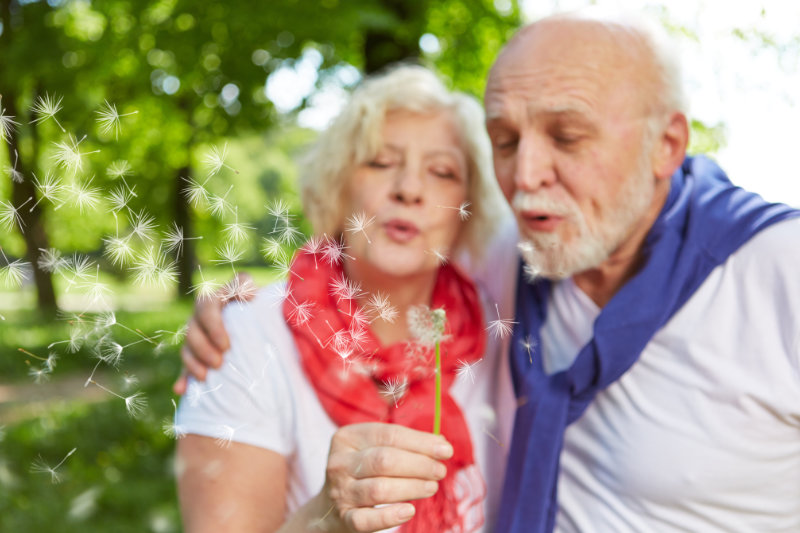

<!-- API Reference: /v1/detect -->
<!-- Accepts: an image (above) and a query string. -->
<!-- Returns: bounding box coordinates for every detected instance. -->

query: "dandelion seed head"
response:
[124,392,147,418]
[408,305,448,346]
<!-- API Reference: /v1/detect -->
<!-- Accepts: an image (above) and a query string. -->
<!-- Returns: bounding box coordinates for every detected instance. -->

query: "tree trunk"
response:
[174,163,195,298]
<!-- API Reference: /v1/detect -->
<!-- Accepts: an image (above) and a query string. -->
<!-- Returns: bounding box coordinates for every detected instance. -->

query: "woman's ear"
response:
[652,111,689,181]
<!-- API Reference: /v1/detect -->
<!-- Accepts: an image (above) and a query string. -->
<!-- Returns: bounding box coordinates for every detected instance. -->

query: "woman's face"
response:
[344,109,469,279]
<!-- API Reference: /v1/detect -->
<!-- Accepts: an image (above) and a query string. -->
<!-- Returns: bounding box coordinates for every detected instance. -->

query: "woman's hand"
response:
[173,272,255,395]
[311,423,453,533]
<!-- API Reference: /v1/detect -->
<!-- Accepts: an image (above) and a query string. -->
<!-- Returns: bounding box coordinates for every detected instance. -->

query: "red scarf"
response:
[283,248,486,532]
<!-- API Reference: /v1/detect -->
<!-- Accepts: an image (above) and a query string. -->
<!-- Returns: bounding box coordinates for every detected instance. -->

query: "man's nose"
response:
[515,134,556,192]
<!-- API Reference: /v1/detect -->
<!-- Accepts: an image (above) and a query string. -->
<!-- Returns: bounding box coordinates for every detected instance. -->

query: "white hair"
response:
[299,64,508,259]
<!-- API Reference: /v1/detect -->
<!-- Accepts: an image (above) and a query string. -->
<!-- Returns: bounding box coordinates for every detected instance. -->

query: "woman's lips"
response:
[383,219,420,243]
[519,211,564,232]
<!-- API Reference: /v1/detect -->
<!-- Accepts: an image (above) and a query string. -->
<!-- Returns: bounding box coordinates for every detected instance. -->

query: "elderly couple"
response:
[173,10,800,533]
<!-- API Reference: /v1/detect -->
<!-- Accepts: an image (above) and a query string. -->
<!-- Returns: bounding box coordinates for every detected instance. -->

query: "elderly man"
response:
[177,11,800,533]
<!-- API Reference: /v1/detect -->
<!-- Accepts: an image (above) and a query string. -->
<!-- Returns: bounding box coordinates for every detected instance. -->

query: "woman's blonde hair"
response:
[299,64,508,259]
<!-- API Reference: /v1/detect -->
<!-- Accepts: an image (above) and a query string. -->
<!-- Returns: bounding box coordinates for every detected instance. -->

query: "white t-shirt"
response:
[539,219,800,532]
[177,279,516,530]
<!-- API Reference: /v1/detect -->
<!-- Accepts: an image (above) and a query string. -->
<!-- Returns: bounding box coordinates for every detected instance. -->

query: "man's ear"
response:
[652,111,689,181]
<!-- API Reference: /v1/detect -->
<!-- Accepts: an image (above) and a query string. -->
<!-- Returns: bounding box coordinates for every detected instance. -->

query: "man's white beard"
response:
[514,147,656,281]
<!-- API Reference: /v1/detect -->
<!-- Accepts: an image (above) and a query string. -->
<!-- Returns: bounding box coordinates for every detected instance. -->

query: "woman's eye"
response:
[431,168,456,179]
[367,159,392,168]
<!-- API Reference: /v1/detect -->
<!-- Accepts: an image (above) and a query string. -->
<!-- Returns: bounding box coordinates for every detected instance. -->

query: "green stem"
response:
[433,341,441,435]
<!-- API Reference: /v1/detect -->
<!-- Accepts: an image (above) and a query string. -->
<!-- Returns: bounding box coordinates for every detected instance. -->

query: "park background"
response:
[1,0,798,531]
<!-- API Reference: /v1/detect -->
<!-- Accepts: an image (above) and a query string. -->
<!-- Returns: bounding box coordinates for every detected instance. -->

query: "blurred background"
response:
[1,0,797,531]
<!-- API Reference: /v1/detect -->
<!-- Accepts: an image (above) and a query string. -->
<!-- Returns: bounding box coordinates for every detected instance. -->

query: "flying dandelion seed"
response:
[0,97,20,142]
[187,381,223,407]
[107,159,132,179]
[261,237,284,261]
[267,199,290,231]
[345,212,375,244]
[456,359,482,384]
[87,379,147,418]
[204,143,238,177]
[437,201,472,221]
[330,275,364,313]
[426,247,449,265]
[51,134,99,174]
[287,300,315,326]
[129,210,157,241]
[219,275,257,302]
[366,292,398,323]
[486,302,517,339]
[212,242,244,268]
[107,186,136,214]
[164,222,201,257]
[278,223,302,246]
[103,235,135,266]
[0,197,31,231]
[522,263,540,283]
[320,237,353,266]
[30,171,65,212]
[163,399,187,439]
[131,246,178,287]
[28,365,52,384]
[37,248,68,274]
[521,334,537,364]
[67,254,94,281]
[5,149,23,183]
[190,265,220,302]
[379,377,409,408]
[214,424,244,448]
[1,252,31,288]
[96,100,138,139]
[30,448,77,484]
[182,176,210,207]
[30,93,66,132]
[223,208,255,243]
[208,185,234,218]
[71,177,102,214]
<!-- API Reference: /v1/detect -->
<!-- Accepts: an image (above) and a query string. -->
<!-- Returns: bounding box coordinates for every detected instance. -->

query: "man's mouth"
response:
[519,211,563,232]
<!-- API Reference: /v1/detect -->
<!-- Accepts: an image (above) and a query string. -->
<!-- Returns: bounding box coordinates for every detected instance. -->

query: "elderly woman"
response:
[175,65,515,532]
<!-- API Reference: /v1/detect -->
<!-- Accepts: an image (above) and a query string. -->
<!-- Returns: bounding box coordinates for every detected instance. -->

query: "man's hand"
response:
[173,272,256,395]
[313,423,453,532]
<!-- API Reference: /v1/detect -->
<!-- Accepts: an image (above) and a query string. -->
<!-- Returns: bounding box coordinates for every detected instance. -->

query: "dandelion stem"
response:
[87,379,124,400]
[433,340,442,435]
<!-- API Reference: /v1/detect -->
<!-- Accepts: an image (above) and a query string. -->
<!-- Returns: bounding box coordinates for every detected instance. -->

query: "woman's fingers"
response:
[351,446,447,480]
[336,423,454,460]
[342,503,416,533]
[180,344,209,382]
[337,476,438,508]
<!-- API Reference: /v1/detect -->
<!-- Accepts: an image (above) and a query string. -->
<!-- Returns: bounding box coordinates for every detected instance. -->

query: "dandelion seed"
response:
[426,247,449,265]
[190,265,220,302]
[0,197,31,231]
[345,212,375,244]
[212,242,244,267]
[124,392,147,418]
[486,303,517,339]
[223,208,254,243]
[122,373,139,390]
[107,186,135,214]
[28,365,51,384]
[456,359,482,384]
[219,275,257,302]
[67,254,94,280]
[37,248,67,274]
[129,210,156,241]
[521,334,537,364]
[71,177,102,214]
[98,340,124,366]
[366,292,398,323]
[103,234,135,266]
[5,149,23,183]
[131,246,177,287]
[107,159,132,179]
[437,201,471,221]
[163,399,186,439]
[287,300,314,326]
[182,176,209,207]
[1,250,30,288]
[214,424,244,448]
[329,275,363,313]
[30,171,65,211]
[96,100,138,139]
[260,237,283,261]
[267,199,290,231]
[523,263,540,283]
[85,269,112,307]
[208,185,233,218]
[30,448,77,484]
[379,377,409,408]
[186,382,223,407]
[301,236,324,268]
[164,222,201,257]
[278,223,302,245]
[204,143,238,177]
[320,237,353,266]
[51,134,99,174]
[30,93,66,132]
[0,97,20,142]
